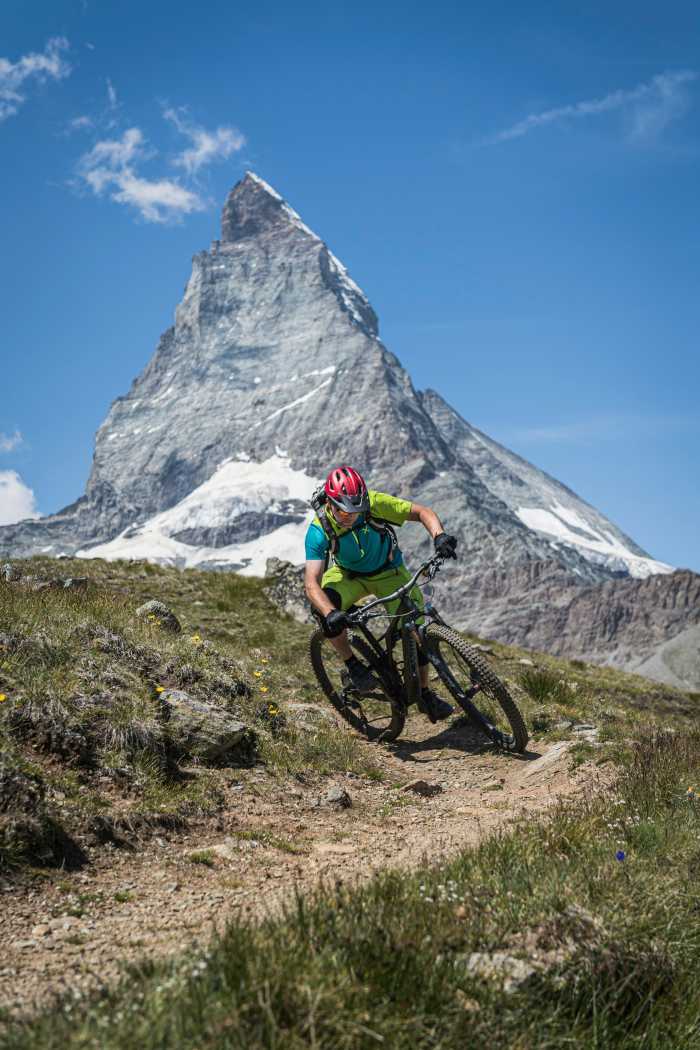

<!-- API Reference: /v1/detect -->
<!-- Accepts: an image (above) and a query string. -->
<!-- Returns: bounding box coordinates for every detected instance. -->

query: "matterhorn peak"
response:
[221,171,320,244]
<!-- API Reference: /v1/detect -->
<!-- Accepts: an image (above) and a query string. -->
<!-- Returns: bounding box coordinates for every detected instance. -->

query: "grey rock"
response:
[571,724,599,743]
[286,702,336,727]
[401,779,443,798]
[209,838,239,861]
[135,600,181,634]
[321,785,352,808]
[458,951,537,994]
[2,564,21,582]
[264,559,315,625]
[160,689,256,765]
[63,577,89,591]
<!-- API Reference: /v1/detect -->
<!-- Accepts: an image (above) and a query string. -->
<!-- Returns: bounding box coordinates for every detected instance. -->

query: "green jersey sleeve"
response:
[368,490,412,526]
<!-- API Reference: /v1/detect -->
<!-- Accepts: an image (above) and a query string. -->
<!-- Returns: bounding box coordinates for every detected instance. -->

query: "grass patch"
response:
[233,828,307,855]
[519,666,576,705]
[188,850,216,867]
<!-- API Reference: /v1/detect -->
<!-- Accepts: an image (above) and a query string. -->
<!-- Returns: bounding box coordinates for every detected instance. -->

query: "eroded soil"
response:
[0,713,608,1019]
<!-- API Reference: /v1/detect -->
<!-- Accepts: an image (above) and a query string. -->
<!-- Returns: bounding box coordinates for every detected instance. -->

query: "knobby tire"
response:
[308,629,406,742]
[425,624,529,752]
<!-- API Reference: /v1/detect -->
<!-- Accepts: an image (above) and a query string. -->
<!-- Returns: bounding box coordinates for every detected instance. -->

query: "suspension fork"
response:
[418,632,494,734]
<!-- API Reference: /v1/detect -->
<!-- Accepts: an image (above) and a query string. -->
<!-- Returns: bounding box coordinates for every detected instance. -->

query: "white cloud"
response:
[110,170,205,223]
[0,37,71,123]
[490,70,697,144]
[106,78,117,110]
[0,471,40,525]
[67,114,94,133]
[78,126,205,223]
[0,430,22,453]
[164,106,245,174]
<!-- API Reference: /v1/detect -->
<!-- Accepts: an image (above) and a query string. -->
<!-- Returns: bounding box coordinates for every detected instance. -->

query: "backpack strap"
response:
[315,508,399,573]
[316,507,340,571]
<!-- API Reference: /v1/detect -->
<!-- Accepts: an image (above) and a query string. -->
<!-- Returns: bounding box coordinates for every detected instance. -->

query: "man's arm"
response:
[304,560,336,616]
[407,502,445,540]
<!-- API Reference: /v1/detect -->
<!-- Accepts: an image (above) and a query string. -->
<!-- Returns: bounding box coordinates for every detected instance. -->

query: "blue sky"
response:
[2,0,699,571]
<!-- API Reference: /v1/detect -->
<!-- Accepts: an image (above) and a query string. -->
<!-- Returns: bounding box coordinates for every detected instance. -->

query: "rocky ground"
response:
[0,709,607,1020]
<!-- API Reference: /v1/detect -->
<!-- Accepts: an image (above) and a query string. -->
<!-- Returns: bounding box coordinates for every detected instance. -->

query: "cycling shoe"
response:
[417,688,454,723]
[342,661,380,694]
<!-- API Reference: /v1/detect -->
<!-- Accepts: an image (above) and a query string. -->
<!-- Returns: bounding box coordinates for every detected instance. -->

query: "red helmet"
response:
[324,465,369,514]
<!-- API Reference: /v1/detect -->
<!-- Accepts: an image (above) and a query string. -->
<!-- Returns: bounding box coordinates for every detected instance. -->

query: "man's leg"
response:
[320,569,378,693]
[374,565,453,722]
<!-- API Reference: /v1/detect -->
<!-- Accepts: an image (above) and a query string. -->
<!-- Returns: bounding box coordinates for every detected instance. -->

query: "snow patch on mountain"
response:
[75,454,320,574]
[516,502,674,579]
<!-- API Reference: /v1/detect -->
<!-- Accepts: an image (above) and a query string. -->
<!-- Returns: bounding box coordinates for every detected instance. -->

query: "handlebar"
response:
[344,552,446,625]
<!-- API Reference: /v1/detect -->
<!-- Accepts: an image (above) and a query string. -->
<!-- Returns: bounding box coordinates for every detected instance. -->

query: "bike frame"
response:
[343,555,499,738]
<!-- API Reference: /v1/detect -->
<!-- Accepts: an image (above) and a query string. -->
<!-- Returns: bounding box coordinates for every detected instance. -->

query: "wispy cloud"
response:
[78,126,205,223]
[0,37,71,122]
[0,430,23,453]
[66,114,94,133]
[0,471,40,525]
[163,106,245,174]
[489,70,697,145]
[492,413,699,445]
[75,98,246,223]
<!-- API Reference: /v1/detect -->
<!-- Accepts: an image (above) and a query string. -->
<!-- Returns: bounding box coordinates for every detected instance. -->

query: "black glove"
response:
[322,609,350,638]
[434,532,457,559]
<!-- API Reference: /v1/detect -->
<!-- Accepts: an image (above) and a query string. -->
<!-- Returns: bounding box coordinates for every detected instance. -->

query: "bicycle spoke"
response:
[309,630,406,742]
[425,625,528,752]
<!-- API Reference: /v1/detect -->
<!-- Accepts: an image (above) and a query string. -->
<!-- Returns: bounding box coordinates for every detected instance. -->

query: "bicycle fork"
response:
[421,644,498,740]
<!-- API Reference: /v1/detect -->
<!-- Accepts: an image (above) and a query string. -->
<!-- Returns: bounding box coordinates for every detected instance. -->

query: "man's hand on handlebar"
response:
[322,609,350,638]
[434,532,458,559]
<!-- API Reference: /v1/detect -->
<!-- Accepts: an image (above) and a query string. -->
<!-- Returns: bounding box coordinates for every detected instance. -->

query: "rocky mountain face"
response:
[2,173,697,688]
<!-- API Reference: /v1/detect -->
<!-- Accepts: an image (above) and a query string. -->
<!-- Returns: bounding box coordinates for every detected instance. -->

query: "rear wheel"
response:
[308,629,406,742]
[425,624,528,752]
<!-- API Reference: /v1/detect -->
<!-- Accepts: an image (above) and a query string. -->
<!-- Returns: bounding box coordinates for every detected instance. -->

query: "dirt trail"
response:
[0,714,605,1019]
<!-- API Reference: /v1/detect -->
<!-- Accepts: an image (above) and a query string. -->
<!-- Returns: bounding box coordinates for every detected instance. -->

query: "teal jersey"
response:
[304,490,412,575]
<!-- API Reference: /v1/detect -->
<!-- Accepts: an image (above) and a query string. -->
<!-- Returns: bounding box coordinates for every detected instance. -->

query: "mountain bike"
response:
[308,553,529,751]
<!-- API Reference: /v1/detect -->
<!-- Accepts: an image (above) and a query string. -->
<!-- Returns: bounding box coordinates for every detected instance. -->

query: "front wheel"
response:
[425,624,529,752]
[308,629,406,742]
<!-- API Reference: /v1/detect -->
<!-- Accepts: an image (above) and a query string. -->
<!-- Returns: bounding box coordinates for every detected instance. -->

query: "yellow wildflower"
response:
[253,671,263,678]
[267,704,279,716]
[155,686,165,694]
[259,686,269,694]
[0,694,7,703]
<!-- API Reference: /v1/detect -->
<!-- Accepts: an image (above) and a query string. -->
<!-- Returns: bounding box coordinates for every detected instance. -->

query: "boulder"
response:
[321,785,352,808]
[264,559,315,625]
[63,577,89,591]
[160,689,256,765]
[401,779,443,798]
[135,600,181,634]
[458,952,538,994]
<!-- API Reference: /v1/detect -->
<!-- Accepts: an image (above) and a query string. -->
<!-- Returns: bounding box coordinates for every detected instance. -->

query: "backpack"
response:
[309,485,398,575]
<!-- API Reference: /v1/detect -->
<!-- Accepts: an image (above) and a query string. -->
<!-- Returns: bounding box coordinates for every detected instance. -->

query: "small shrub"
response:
[188,849,216,866]
[520,667,574,705]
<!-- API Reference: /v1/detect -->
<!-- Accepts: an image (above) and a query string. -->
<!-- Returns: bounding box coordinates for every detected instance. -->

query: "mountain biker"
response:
[304,465,458,721]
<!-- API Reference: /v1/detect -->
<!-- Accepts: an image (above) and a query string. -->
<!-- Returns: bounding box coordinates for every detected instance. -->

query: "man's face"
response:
[329,503,361,528]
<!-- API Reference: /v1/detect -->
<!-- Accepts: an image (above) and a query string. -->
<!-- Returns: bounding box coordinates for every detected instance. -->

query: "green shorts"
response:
[322,562,425,620]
